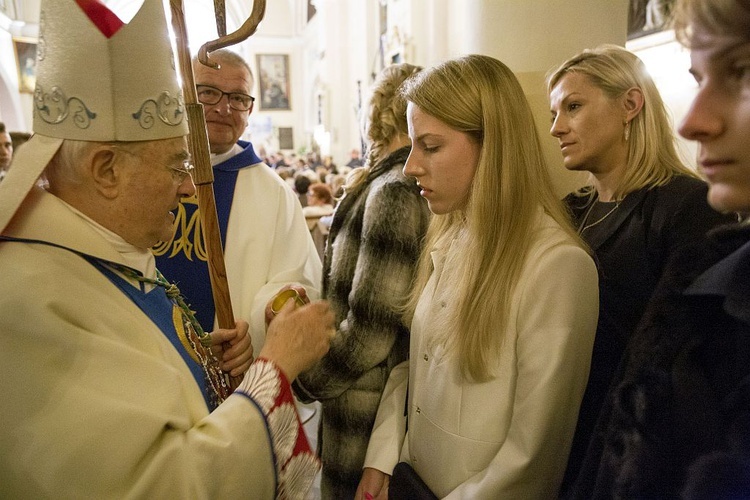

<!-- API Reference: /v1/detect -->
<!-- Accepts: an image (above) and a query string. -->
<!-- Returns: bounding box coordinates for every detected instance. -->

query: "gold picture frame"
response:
[628,0,675,40]
[256,54,291,111]
[13,37,37,94]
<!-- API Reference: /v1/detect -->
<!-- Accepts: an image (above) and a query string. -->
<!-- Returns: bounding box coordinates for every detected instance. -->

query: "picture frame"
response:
[13,37,37,94]
[256,54,291,111]
[627,0,675,40]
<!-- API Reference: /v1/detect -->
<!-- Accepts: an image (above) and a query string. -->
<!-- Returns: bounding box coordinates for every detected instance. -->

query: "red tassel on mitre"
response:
[74,0,124,38]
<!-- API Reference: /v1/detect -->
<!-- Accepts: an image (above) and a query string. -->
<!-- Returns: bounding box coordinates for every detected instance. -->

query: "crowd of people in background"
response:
[263,149,356,206]
[3,0,750,498]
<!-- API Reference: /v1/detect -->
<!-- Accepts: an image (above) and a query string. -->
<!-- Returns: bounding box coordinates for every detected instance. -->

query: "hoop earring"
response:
[624,121,630,142]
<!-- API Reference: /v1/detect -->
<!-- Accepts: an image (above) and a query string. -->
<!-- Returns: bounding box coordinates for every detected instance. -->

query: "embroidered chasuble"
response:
[1,231,321,497]
[154,141,262,332]
[93,261,323,497]
[91,260,219,409]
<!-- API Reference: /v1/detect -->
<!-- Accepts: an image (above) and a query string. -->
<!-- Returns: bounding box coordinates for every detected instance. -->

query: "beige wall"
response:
[399,0,629,197]
[3,0,698,182]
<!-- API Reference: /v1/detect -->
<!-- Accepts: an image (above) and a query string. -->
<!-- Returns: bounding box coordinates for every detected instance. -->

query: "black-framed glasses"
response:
[196,85,255,111]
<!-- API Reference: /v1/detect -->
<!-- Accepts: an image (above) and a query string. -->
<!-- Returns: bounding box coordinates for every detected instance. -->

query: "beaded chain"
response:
[107,262,232,405]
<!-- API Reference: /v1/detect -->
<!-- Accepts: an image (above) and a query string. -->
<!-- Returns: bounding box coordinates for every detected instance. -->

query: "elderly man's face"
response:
[114,137,195,248]
[0,132,13,170]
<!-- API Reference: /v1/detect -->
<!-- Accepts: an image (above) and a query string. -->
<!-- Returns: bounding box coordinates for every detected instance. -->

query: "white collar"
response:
[63,200,156,280]
[210,143,244,166]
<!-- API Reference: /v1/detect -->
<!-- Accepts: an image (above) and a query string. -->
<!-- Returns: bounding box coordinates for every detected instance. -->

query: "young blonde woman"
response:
[357,54,599,499]
[293,63,430,499]
[547,45,734,495]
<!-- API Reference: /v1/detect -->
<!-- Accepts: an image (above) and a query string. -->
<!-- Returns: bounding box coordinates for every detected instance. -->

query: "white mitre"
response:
[0,0,188,232]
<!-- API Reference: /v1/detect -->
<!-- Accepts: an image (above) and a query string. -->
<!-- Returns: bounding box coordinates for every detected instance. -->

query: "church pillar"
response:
[407,0,629,195]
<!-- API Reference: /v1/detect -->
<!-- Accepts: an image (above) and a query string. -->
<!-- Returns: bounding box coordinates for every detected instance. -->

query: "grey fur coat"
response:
[294,146,430,499]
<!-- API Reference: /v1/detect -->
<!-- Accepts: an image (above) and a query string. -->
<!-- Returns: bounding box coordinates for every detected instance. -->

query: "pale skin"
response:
[549,72,644,202]
[355,105,481,500]
[678,30,750,214]
[403,103,480,215]
[259,298,335,381]
[193,57,254,155]
[356,468,389,500]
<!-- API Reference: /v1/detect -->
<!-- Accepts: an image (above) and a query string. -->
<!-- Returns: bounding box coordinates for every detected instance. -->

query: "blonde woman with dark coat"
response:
[547,45,734,495]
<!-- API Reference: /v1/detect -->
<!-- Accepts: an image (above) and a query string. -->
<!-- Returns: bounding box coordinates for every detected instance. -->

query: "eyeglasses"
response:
[196,84,255,111]
[114,145,194,184]
[167,160,195,183]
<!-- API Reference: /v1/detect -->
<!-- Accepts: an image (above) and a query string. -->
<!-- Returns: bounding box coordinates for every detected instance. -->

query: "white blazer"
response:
[365,213,599,499]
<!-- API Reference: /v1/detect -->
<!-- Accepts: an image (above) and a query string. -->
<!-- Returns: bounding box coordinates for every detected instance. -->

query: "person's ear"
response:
[623,87,644,122]
[88,146,121,199]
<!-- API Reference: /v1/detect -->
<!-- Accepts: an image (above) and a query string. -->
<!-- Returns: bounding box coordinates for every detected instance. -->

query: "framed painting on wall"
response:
[628,0,675,39]
[13,38,37,94]
[256,54,291,111]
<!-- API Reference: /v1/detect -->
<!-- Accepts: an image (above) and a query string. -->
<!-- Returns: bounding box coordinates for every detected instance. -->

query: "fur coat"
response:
[294,146,430,499]
[571,222,750,499]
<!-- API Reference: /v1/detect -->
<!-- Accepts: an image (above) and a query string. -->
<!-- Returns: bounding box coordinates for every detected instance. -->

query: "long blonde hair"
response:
[404,55,582,382]
[546,45,697,200]
[345,63,422,193]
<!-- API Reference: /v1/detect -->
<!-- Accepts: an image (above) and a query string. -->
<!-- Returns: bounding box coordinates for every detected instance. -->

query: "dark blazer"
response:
[573,223,750,499]
[561,175,735,496]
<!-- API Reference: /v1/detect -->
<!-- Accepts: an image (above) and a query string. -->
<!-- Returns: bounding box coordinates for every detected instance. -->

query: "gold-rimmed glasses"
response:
[167,160,195,183]
[113,145,194,184]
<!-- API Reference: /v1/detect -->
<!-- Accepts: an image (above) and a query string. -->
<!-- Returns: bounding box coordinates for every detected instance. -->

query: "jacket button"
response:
[423,353,428,361]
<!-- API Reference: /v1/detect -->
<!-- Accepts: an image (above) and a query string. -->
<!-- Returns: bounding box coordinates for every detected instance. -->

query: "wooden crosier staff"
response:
[168,0,266,394]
